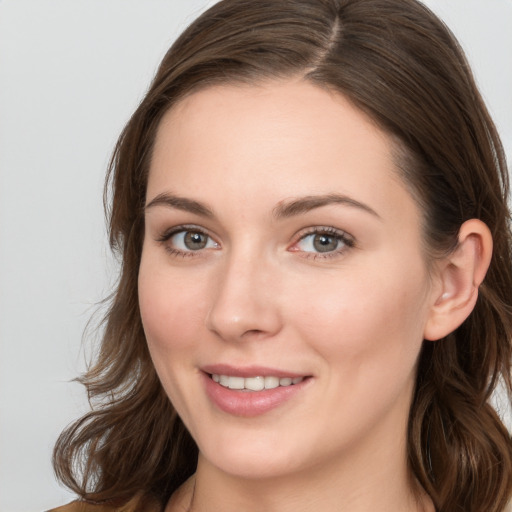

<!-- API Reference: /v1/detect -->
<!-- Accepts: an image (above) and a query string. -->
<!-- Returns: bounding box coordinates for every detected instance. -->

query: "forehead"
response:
[153,79,390,175]
[148,79,417,227]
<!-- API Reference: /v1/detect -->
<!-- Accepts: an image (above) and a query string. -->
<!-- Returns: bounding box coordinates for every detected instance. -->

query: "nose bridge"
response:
[206,244,282,341]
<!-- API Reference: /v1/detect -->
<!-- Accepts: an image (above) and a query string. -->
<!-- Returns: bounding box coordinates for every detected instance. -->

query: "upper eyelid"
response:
[156,224,215,241]
[289,226,355,254]
[292,226,354,242]
[156,226,219,256]
[155,224,352,238]
[154,224,355,252]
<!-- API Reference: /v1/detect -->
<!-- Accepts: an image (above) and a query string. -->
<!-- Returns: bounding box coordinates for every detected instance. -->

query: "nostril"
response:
[242,329,265,337]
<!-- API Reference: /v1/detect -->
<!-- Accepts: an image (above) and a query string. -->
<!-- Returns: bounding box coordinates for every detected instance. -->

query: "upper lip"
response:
[201,364,308,379]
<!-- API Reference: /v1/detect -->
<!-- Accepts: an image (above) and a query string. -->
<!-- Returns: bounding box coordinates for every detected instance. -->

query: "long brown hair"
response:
[53,1,512,510]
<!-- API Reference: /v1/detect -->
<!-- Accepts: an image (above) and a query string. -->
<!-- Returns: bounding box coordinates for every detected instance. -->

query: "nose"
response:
[205,251,283,342]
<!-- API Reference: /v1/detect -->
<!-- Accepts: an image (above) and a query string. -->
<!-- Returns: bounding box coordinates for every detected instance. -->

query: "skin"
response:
[138,78,444,511]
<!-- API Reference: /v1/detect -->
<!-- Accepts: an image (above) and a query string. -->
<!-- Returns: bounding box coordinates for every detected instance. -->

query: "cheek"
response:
[138,257,211,417]
[286,262,430,438]
[138,259,208,357]
[289,261,429,370]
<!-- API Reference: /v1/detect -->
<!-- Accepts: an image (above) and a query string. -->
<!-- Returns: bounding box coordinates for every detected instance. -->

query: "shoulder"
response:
[46,493,161,512]
[46,502,114,512]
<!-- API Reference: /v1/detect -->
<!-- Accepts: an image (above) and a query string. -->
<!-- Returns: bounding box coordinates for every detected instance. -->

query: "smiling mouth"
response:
[211,374,305,391]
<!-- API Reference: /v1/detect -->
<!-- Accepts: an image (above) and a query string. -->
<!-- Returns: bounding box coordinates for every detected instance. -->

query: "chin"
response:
[196,427,309,480]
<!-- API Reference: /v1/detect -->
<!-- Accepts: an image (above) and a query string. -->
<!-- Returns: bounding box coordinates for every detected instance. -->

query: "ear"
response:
[423,219,493,341]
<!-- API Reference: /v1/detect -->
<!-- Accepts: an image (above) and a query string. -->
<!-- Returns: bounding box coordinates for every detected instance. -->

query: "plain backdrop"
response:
[0,1,511,510]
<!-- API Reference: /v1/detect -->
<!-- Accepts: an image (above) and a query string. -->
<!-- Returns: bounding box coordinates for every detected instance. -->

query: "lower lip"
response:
[202,373,310,417]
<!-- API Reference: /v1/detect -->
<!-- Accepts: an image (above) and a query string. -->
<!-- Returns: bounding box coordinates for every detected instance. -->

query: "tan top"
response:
[46,477,196,512]
[46,493,162,512]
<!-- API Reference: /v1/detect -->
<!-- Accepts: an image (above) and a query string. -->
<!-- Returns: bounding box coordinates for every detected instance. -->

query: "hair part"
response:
[54,1,512,510]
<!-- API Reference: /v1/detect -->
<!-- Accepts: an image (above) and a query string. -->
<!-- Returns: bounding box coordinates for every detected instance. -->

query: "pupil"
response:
[184,231,207,250]
[313,234,337,253]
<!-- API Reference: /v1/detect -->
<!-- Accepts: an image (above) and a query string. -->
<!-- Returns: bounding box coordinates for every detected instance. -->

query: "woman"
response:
[50,0,512,511]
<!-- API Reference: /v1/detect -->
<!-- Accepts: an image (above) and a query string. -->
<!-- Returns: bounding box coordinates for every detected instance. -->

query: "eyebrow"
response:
[144,192,380,220]
[145,192,214,217]
[273,194,381,220]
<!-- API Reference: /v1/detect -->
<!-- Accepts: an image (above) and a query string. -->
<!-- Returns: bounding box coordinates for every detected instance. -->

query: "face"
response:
[139,79,437,480]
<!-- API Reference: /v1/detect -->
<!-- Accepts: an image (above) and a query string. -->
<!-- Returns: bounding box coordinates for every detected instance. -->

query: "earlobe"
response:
[423,219,493,341]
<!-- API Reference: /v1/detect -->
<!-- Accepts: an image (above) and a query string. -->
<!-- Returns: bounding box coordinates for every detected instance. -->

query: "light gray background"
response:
[0,1,511,511]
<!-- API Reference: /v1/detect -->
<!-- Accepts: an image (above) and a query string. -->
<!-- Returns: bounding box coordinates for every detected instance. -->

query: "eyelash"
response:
[290,226,355,260]
[155,225,355,259]
[156,225,217,258]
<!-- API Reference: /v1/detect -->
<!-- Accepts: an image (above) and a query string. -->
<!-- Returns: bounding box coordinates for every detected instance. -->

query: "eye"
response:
[291,227,354,257]
[158,226,219,255]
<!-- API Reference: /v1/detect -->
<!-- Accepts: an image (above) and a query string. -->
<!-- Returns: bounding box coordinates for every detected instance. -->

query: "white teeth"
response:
[245,376,265,391]
[211,374,304,390]
[264,376,279,389]
[227,376,245,390]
